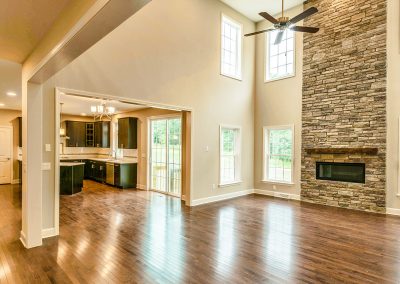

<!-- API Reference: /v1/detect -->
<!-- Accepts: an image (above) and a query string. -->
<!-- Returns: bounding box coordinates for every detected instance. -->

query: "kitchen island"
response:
[60,162,85,195]
[60,157,138,189]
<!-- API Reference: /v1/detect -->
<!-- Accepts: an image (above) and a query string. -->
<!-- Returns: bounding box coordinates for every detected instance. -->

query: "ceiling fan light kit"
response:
[245,0,319,45]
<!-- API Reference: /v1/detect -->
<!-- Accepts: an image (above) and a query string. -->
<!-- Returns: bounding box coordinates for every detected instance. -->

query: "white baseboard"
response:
[387,208,400,216]
[42,228,57,239]
[136,184,146,190]
[254,189,301,201]
[12,179,21,184]
[20,231,27,248]
[191,189,254,206]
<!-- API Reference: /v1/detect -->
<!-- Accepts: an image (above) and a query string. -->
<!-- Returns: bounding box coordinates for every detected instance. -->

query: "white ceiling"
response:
[0,0,72,63]
[0,60,22,110]
[60,93,146,116]
[220,0,304,22]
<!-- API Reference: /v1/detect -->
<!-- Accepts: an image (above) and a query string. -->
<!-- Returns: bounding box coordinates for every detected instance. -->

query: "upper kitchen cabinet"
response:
[94,121,110,148]
[66,121,86,147]
[118,117,138,149]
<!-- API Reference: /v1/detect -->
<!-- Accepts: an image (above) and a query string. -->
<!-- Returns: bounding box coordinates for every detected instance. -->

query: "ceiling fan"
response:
[245,0,319,45]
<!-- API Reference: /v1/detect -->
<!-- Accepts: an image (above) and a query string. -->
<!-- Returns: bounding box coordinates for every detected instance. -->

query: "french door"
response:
[149,117,182,196]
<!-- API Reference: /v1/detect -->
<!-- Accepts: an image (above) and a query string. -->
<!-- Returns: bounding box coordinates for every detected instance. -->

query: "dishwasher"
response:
[106,163,115,185]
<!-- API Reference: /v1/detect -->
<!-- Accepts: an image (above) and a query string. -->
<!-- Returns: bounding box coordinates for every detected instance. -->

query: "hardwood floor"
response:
[1,181,400,283]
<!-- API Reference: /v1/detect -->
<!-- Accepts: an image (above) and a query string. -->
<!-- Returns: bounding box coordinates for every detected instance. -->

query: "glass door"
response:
[150,117,182,196]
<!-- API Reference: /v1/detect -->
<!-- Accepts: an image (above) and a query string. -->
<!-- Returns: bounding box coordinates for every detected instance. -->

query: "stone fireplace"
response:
[301,0,387,213]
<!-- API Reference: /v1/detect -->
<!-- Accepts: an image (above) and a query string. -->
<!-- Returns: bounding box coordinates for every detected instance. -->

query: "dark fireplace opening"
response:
[316,162,365,184]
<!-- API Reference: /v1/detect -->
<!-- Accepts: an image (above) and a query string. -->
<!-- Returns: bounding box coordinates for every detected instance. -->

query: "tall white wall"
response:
[386,0,400,210]
[40,0,256,230]
[254,5,303,196]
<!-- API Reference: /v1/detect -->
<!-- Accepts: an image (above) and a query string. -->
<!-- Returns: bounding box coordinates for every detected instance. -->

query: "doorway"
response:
[149,117,182,197]
[0,126,12,184]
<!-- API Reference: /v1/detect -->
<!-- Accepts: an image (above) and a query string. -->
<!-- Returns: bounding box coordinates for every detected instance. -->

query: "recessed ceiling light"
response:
[0,103,5,107]
[6,92,17,97]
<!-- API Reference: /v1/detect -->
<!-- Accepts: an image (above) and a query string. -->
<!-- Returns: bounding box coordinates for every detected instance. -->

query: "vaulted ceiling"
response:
[220,0,304,22]
[0,0,72,63]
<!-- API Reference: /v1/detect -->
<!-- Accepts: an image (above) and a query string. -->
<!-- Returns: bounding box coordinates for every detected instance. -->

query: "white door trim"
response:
[0,126,13,184]
[55,87,194,236]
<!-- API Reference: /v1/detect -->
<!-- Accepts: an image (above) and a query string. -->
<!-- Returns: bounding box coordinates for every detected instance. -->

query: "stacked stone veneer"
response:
[301,0,387,213]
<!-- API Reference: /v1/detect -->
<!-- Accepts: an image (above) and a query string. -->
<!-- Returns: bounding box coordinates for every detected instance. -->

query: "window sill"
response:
[219,181,243,188]
[265,73,295,83]
[261,180,294,186]
[221,73,243,82]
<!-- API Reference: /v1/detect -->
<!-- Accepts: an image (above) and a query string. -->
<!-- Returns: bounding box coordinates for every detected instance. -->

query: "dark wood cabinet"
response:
[94,121,110,148]
[114,163,137,189]
[60,164,84,195]
[86,123,94,147]
[66,121,86,147]
[118,117,137,149]
[65,121,110,148]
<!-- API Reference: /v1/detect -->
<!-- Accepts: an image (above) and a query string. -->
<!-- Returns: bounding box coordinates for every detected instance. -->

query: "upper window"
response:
[221,15,242,80]
[265,30,295,82]
[220,126,241,186]
[263,126,294,184]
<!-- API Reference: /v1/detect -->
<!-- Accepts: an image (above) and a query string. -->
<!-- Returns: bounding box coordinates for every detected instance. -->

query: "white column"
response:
[20,82,43,248]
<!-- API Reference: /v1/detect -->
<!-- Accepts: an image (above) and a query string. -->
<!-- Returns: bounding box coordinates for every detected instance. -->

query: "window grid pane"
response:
[220,127,240,184]
[266,30,295,81]
[221,16,242,79]
[265,128,293,183]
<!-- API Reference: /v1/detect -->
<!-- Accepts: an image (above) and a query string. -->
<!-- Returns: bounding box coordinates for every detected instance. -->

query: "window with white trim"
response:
[220,126,241,185]
[264,126,294,183]
[221,15,242,80]
[266,30,295,81]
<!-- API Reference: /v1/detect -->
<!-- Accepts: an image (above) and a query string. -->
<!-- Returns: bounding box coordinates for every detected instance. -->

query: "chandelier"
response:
[91,102,116,121]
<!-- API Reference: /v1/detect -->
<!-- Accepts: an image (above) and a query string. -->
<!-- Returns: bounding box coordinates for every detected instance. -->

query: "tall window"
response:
[221,14,242,80]
[220,126,241,185]
[266,30,295,81]
[264,126,294,183]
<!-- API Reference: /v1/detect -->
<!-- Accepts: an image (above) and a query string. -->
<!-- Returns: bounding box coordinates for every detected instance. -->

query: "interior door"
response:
[150,117,182,196]
[0,127,12,184]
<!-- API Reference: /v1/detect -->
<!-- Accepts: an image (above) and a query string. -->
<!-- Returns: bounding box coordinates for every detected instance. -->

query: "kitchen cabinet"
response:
[64,121,109,148]
[86,123,94,147]
[94,121,110,148]
[60,163,84,195]
[118,117,137,149]
[66,121,86,147]
[114,163,137,189]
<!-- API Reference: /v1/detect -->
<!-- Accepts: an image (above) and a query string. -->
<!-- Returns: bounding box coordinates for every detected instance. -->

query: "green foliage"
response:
[269,129,292,166]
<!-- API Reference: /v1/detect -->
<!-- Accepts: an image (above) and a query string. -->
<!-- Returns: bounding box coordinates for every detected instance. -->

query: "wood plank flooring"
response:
[1,180,400,283]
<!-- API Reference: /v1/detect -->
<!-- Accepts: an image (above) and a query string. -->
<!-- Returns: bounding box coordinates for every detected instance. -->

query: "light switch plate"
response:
[42,162,51,171]
[45,144,51,152]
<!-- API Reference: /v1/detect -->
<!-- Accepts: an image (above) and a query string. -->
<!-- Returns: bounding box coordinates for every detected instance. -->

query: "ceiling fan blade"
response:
[274,31,284,45]
[244,29,275,37]
[290,7,318,24]
[259,12,279,24]
[290,26,319,33]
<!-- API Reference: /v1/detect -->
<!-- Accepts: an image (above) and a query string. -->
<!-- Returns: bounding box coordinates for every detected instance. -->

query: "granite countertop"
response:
[60,162,86,167]
[60,156,138,164]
